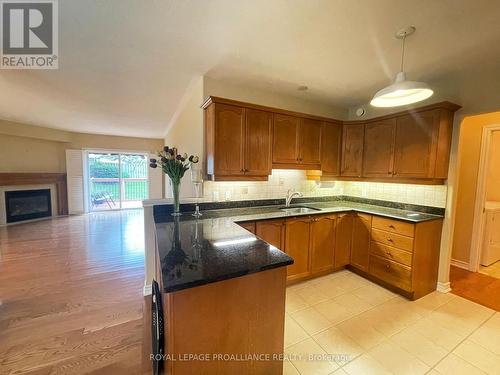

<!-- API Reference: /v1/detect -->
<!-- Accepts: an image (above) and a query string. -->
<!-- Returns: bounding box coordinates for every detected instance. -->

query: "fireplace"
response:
[5,189,52,223]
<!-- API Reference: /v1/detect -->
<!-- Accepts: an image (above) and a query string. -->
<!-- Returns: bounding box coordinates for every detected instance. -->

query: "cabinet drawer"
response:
[369,255,412,291]
[372,216,415,237]
[371,228,414,252]
[370,242,412,267]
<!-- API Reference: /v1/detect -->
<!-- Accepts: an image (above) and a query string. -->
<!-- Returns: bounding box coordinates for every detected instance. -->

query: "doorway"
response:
[476,129,500,278]
[87,152,149,211]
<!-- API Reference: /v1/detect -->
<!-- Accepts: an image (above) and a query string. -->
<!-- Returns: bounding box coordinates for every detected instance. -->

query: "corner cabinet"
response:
[204,102,272,181]
[340,124,364,177]
[321,121,342,177]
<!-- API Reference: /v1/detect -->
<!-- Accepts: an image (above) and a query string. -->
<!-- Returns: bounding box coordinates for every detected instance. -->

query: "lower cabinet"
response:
[238,213,443,300]
[310,215,336,274]
[285,217,312,281]
[238,221,256,234]
[255,219,285,250]
[334,213,353,267]
[350,213,372,271]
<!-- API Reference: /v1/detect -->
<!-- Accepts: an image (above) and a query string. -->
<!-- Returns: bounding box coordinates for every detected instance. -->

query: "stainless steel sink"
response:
[279,206,321,214]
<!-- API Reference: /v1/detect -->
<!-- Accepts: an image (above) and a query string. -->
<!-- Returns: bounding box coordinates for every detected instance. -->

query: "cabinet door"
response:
[238,221,256,234]
[299,118,322,165]
[245,109,272,176]
[272,114,300,164]
[393,110,439,178]
[285,218,311,280]
[363,119,396,178]
[321,122,342,176]
[311,215,336,274]
[214,104,245,175]
[335,213,353,267]
[350,214,372,271]
[341,124,364,177]
[256,219,285,250]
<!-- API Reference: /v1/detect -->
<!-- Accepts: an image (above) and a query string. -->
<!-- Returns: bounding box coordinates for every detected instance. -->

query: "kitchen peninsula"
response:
[151,197,444,374]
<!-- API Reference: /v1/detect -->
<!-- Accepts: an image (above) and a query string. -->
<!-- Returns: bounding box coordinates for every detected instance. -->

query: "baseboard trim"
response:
[436,281,452,293]
[143,283,152,296]
[451,258,470,270]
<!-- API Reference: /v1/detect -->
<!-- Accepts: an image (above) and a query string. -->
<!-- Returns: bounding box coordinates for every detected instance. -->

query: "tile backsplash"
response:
[198,170,448,208]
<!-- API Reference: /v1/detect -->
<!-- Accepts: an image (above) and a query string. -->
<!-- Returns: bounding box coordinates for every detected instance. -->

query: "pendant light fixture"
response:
[370,26,433,107]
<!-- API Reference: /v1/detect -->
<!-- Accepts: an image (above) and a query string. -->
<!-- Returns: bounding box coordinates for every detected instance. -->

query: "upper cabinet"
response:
[273,115,321,168]
[321,121,342,176]
[245,109,273,177]
[393,110,438,178]
[211,103,245,177]
[341,123,364,177]
[205,100,271,181]
[299,118,322,166]
[362,119,396,178]
[203,97,460,184]
[272,114,300,164]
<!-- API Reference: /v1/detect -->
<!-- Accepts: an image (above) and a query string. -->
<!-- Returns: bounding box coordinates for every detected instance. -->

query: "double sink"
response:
[279,205,322,215]
[277,204,425,220]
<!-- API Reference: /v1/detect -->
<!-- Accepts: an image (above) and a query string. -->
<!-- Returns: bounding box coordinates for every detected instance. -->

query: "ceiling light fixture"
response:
[370,26,433,108]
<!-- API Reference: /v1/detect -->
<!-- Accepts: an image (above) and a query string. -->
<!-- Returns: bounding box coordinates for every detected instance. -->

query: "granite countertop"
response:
[154,200,443,293]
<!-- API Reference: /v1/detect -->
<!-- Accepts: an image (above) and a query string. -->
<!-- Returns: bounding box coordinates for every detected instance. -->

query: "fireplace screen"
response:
[5,189,52,223]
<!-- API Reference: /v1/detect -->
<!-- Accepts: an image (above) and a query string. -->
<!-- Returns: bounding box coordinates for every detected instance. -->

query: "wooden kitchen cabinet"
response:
[393,110,438,178]
[273,115,322,168]
[238,221,256,234]
[244,109,273,176]
[272,113,300,164]
[310,214,336,274]
[334,213,354,267]
[341,124,364,177]
[204,101,272,180]
[363,119,396,178]
[350,213,372,271]
[204,97,459,184]
[211,103,245,177]
[321,121,342,176]
[285,217,311,281]
[299,118,322,165]
[256,219,285,250]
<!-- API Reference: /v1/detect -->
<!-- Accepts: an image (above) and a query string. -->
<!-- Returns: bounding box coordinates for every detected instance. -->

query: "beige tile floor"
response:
[283,270,500,375]
[479,260,500,279]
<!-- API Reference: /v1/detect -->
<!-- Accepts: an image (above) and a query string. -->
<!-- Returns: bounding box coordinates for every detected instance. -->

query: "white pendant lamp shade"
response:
[371,26,433,108]
[370,72,434,107]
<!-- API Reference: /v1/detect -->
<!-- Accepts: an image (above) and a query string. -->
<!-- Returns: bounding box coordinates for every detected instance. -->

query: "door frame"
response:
[469,124,500,271]
[85,149,150,212]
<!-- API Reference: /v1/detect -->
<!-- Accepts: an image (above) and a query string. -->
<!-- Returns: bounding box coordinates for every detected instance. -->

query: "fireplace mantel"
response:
[0,173,68,216]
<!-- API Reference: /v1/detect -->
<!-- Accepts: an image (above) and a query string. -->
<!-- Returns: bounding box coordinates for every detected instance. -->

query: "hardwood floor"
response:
[0,210,151,375]
[450,265,500,311]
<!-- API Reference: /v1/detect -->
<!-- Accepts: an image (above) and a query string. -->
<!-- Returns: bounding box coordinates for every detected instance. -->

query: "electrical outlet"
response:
[241,187,248,194]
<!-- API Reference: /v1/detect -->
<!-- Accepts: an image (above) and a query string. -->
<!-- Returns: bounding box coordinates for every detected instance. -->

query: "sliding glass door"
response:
[87,152,149,211]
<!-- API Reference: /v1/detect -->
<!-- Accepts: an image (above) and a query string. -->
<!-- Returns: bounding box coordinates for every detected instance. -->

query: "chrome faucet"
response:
[285,189,303,207]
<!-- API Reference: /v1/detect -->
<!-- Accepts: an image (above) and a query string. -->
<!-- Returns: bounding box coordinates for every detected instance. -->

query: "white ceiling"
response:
[1,0,500,138]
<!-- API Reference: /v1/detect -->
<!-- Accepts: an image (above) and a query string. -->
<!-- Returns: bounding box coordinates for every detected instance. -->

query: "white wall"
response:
[163,76,348,199]
[204,76,347,120]
[163,76,205,198]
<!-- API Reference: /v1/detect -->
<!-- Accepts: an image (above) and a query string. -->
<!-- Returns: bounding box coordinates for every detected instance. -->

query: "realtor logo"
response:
[1,0,58,69]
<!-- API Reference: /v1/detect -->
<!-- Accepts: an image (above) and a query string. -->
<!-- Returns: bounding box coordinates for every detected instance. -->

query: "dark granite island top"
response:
[153,198,443,293]
[154,216,293,293]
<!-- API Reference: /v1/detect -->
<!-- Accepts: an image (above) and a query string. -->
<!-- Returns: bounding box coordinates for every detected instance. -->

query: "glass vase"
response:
[170,178,181,216]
